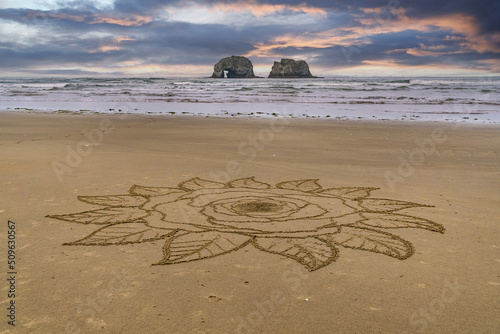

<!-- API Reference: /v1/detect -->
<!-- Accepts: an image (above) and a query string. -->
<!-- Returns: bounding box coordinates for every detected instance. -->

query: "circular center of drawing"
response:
[47,177,444,271]
[232,201,282,213]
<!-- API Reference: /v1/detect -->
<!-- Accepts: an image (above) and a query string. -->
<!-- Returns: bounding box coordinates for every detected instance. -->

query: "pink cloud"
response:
[89,15,152,26]
[210,0,327,16]
[246,9,500,59]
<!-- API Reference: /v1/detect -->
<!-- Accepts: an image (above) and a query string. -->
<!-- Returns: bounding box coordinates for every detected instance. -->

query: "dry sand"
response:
[1,112,499,333]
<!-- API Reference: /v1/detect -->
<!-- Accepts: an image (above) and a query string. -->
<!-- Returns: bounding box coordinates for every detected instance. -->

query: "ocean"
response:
[1,76,499,123]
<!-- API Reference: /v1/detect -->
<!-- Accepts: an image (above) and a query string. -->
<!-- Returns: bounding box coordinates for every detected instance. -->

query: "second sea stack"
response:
[268,58,317,78]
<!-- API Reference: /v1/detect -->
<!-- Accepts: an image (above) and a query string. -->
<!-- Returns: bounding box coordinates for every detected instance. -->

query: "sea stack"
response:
[268,58,318,78]
[210,56,257,78]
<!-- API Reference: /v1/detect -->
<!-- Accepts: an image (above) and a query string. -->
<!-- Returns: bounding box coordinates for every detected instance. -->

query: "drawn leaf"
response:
[360,198,429,212]
[78,195,147,207]
[47,207,147,225]
[253,237,338,271]
[276,179,322,192]
[64,222,177,246]
[179,177,227,191]
[355,213,444,233]
[228,177,270,189]
[320,226,413,259]
[129,185,184,197]
[155,231,251,265]
[320,187,378,199]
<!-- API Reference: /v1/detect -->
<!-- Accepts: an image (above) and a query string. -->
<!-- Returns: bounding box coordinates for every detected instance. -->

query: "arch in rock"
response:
[211,56,256,78]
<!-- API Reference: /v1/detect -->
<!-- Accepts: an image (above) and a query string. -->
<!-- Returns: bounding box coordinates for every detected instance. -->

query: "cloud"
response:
[209,0,327,16]
[24,69,110,75]
[0,0,498,76]
[362,10,500,53]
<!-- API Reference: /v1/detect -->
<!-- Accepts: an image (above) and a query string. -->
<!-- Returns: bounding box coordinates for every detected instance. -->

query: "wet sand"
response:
[1,112,499,333]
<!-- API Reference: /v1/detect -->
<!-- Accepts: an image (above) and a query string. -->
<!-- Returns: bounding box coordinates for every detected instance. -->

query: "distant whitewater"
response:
[1,77,499,123]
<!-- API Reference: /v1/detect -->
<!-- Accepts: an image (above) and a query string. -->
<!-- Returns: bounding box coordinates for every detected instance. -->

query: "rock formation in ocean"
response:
[268,58,317,78]
[210,56,257,78]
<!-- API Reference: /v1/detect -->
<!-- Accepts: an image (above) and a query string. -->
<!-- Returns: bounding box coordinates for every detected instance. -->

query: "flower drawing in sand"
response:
[47,177,444,271]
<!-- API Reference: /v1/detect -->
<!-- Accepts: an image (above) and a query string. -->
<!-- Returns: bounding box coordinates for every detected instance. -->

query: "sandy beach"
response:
[1,112,499,334]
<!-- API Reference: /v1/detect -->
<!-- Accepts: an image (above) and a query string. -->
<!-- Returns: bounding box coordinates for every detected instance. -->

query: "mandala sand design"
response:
[47,177,444,271]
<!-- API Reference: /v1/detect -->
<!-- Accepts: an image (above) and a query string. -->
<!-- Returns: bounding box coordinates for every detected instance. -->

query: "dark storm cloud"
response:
[0,17,291,69]
[0,0,498,75]
[400,0,500,34]
[253,0,500,35]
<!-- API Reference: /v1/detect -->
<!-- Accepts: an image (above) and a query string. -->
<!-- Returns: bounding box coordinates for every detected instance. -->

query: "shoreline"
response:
[2,101,500,126]
[2,108,500,126]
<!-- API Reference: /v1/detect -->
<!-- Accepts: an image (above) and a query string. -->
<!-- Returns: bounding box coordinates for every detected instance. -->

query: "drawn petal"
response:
[64,222,177,246]
[276,179,322,192]
[155,231,251,265]
[179,177,227,191]
[47,207,147,225]
[319,187,378,199]
[319,226,413,259]
[354,213,444,233]
[360,198,430,212]
[253,237,338,271]
[78,195,147,207]
[129,185,184,197]
[228,177,271,189]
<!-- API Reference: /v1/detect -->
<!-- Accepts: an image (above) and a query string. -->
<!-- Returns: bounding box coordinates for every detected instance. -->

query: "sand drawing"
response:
[47,177,444,271]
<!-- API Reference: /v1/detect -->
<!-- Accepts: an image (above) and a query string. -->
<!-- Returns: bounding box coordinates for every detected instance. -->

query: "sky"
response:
[0,0,499,77]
